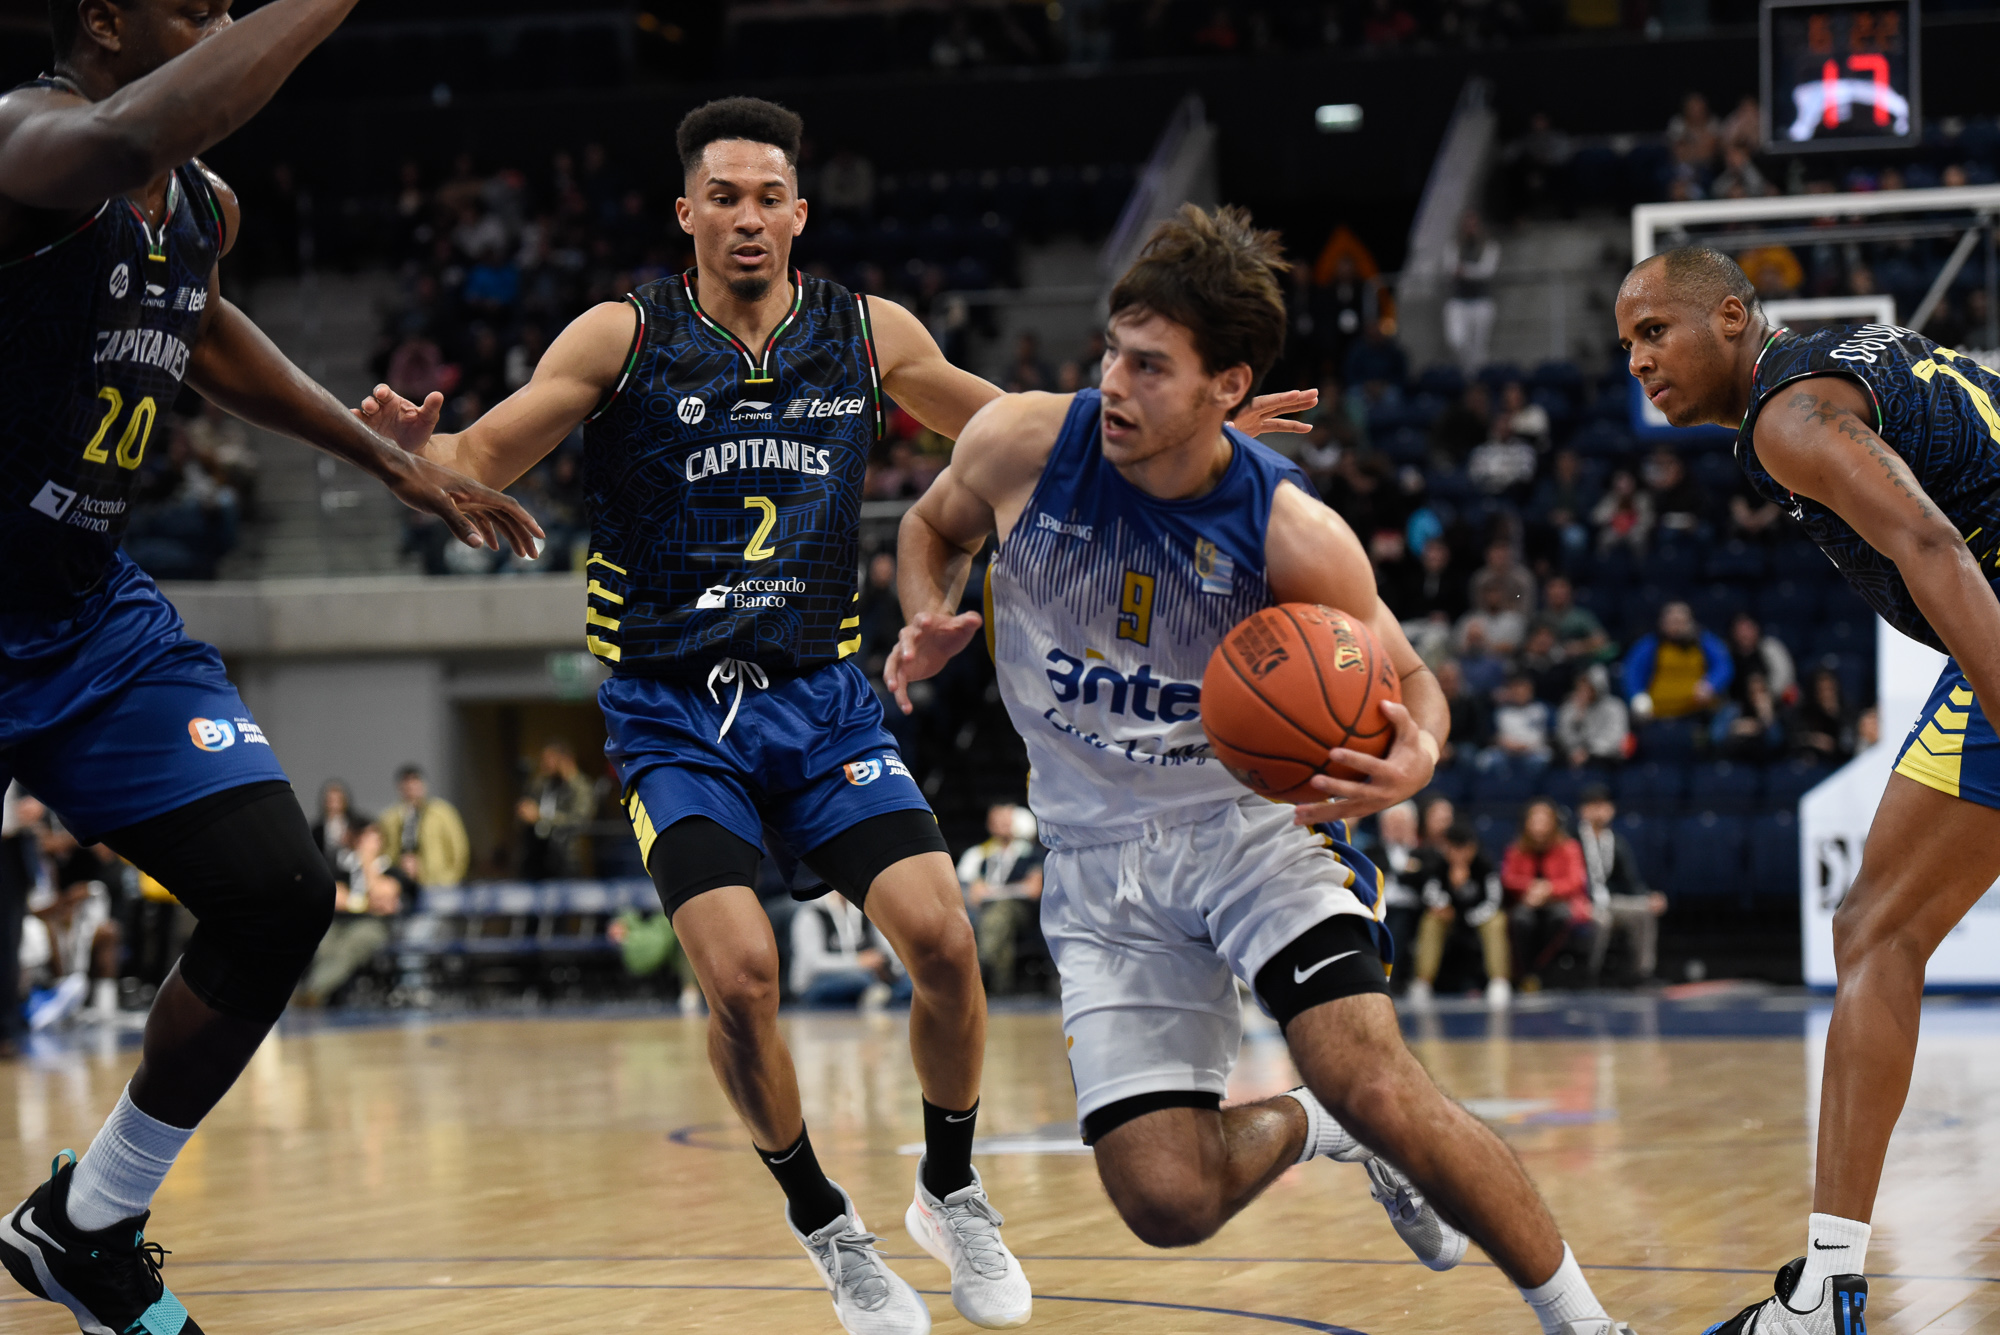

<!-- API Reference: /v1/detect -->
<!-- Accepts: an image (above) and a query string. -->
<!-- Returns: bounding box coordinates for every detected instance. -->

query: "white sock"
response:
[1280,1087,1368,1163]
[64,1087,195,1233]
[1795,1213,1871,1304]
[1521,1244,1608,1335]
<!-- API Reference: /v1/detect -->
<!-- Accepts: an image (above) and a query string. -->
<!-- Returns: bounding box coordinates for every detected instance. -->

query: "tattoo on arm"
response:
[1786,390,1938,521]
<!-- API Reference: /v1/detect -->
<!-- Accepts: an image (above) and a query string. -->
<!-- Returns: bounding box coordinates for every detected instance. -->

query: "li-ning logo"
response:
[678,397,707,425]
[730,399,773,421]
[189,718,237,751]
[108,264,130,299]
[1034,512,1093,541]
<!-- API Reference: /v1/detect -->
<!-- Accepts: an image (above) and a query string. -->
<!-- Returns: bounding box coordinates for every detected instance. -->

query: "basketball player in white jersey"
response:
[888,205,1638,1335]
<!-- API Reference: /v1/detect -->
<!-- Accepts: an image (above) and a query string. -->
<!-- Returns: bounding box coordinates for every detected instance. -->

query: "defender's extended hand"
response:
[885,610,984,715]
[355,383,445,455]
[387,452,544,558]
[1229,388,1319,437]
[1291,701,1435,826]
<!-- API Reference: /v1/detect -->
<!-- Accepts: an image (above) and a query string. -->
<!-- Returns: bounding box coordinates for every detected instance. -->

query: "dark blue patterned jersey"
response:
[0,79,225,615]
[1736,322,2000,652]
[579,269,884,681]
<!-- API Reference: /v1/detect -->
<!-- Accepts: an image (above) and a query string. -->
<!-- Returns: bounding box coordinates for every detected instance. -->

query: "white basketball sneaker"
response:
[1700,1257,1867,1335]
[789,1185,932,1335]
[905,1158,1031,1328]
[1560,1322,1641,1335]
[1285,1086,1469,1272]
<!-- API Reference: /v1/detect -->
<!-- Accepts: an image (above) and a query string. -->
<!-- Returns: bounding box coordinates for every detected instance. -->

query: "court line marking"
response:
[77,1254,2000,1284]
[0,1281,1367,1331]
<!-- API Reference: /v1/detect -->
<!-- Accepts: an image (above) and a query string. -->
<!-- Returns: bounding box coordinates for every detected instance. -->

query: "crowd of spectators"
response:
[119,397,259,583]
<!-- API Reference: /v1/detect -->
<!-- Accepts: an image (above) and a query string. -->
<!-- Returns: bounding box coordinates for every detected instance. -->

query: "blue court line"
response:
[74,1253,2000,1285]
[0,1281,1365,1331]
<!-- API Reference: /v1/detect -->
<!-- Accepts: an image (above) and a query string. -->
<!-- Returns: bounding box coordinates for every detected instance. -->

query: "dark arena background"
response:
[6,0,2000,1331]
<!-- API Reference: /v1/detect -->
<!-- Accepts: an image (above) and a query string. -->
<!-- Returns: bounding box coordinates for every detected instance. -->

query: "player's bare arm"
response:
[0,0,358,221]
[886,391,1070,711]
[178,170,541,558]
[357,300,636,491]
[1755,376,2000,714]
[1263,481,1446,823]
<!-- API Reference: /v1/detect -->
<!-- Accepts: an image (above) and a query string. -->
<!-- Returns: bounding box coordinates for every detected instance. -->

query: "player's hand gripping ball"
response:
[1200,605,1402,803]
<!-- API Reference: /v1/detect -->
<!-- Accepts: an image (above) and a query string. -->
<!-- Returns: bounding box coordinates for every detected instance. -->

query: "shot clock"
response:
[1762,0,1920,153]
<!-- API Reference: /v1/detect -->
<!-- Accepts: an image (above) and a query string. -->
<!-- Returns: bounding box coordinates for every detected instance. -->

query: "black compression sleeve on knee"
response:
[647,817,765,917]
[799,808,948,908]
[1254,913,1391,1031]
[102,781,335,1023]
[1081,1090,1221,1146]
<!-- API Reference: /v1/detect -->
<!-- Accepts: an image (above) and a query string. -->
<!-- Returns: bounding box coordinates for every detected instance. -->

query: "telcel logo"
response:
[1044,650,1200,722]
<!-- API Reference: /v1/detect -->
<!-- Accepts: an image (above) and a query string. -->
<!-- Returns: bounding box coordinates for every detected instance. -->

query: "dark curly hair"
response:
[675,97,805,181]
[1107,204,1289,410]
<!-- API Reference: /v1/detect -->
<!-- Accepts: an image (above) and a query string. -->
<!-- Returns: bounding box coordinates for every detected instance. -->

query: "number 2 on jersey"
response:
[743,496,779,561]
[80,386,157,470]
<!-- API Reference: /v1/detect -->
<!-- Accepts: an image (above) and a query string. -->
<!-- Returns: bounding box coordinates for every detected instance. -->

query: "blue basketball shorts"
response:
[1,573,289,843]
[1894,658,2000,809]
[601,657,932,869]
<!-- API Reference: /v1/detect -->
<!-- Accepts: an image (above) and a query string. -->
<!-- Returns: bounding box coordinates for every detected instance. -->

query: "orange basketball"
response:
[1200,604,1402,803]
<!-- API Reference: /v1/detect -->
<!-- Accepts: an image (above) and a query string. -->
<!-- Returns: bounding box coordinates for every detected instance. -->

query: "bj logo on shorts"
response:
[189,717,270,752]
[844,753,911,786]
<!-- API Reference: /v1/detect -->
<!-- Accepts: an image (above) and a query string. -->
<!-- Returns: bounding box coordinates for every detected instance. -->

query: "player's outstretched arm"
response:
[188,295,543,558]
[886,392,1066,712]
[357,301,636,491]
[0,0,360,211]
[1755,377,2000,714]
[1264,482,1447,823]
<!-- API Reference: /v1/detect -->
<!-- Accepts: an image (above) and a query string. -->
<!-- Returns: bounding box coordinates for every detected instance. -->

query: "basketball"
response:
[1200,604,1402,803]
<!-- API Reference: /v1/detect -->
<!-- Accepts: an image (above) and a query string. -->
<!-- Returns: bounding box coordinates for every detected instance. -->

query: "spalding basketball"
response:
[1200,604,1402,803]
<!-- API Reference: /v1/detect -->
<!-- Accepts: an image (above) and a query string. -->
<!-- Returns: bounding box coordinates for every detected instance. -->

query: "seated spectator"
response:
[1711,671,1790,761]
[515,741,598,881]
[1721,93,1762,157]
[1556,664,1631,767]
[312,779,369,883]
[1740,244,1803,300]
[790,892,909,1008]
[1456,582,1528,658]
[1529,451,1594,566]
[1407,821,1509,1006]
[608,909,701,1013]
[1502,799,1593,991]
[378,765,471,888]
[1727,477,1785,541]
[1455,621,1509,699]
[957,804,1046,996]
[22,821,120,1028]
[1592,469,1654,555]
[1534,576,1610,661]
[1370,530,1423,619]
[1436,661,1492,761]
[1668,91,1721,178]
[1325,448,1406,547]
[300,825,410,1006]
[1625,601,1733,721]
[1728,612,1797,705]
[1467,538,1537,618]
[1518,623,1575,705]
[857,550,905,670]
[1466,431,1538,499]
[1344,316,1408,395]
[1642,447,1708,535]
[1485,675,1553,769]
[1429,383,1491,465]
[1494,380,1550,451]
[1407,537,1469,625]
[1793,667,1858,763]
[1711,145,1774,199]
[1575,786,1666,983]
[1370,801,1425,979]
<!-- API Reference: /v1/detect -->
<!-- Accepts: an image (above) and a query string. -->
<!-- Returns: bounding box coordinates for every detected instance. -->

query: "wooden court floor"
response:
[5,1000,2000,1334]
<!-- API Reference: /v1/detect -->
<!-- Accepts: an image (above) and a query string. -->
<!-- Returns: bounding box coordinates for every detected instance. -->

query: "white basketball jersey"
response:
[987,390,1314,836]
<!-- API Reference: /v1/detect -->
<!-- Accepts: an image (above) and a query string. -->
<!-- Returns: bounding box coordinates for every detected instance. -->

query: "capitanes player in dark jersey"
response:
[1618,248,2000,1335]
[358,97,1309,1335]
[0,4,540,1334]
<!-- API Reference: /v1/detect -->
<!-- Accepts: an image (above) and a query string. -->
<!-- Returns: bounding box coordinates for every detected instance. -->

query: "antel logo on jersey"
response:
[696,577,807,610]
[781,396,867,421]
[677,397,707,425]
[108,263,130,299]
[730,399,774,421]
[1043,650,1201,722]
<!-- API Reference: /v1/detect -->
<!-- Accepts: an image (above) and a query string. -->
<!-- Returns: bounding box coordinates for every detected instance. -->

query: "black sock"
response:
[759,1126,846,1235]
[922,1098,978,1197]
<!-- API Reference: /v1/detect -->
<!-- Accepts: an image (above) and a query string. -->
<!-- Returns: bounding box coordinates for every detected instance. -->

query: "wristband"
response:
[1416,730,1442,766]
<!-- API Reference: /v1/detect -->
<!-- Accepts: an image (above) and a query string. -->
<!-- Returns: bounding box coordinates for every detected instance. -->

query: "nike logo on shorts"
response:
[1294,950,1360,984]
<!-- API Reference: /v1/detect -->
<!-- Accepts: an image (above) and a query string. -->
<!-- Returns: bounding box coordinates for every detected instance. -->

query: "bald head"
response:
[1623,246,1757,316]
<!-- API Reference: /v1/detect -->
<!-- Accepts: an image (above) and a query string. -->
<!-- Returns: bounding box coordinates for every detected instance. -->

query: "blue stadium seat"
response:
[1470,811,1512,853]
[1471,764,1543,806]
[1570,420,1636,457]
[1539,765,1605,812]
[1613,759,1687,813]
[1773,542,1837,580]
[1423,765,1473,807]
[1417,365,1466,398]
[1666,812,1750,899]
[1763,759,1829,810]
[1531,360,1585,394]
[1747,811,1800,898]
[1755,580,1824,626]
[1702,541,1769,582]
[1690,585,1747,633]
[1691,760,1762,811]
[1614,810,1671,886]
[1647,542,1702,592]
[1477,362,1525,392]
[1635,719,1700,764]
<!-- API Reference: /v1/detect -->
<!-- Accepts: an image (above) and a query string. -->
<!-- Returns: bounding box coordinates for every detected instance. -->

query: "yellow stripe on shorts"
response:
[1896,685,1974,797]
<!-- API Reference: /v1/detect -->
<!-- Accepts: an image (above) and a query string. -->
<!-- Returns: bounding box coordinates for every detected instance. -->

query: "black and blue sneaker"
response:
[0,1151,200,1335]
[1701,1257,1867,1335]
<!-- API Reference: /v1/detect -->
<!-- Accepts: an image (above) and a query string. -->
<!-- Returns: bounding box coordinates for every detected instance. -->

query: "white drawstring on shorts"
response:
[705,658,769,739]
[1114,821,1164,906]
